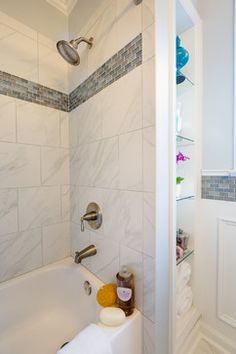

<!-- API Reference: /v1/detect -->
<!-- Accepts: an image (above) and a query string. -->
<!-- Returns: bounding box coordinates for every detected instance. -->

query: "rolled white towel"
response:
[176,261,191,294]
[57,324,112,354]
[176,285,193,320]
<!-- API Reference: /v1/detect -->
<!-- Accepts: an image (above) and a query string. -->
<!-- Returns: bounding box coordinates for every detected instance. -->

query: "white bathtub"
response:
[0,257,142,354]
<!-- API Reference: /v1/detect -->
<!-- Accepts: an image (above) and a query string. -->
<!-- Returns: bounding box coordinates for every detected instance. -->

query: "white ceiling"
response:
[46,0,78,16]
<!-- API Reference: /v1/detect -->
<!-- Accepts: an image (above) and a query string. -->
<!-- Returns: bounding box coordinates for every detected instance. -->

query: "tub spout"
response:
[74,245,97,264]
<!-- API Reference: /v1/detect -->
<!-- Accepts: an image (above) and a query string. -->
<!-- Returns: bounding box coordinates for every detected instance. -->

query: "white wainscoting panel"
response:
[218,217,236,328]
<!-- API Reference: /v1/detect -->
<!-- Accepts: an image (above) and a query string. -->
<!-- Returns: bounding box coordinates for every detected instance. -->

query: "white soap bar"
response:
[99,307,126,327]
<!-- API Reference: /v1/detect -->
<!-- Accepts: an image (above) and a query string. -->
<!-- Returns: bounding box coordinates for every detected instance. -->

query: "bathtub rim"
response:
[0,257,104,290]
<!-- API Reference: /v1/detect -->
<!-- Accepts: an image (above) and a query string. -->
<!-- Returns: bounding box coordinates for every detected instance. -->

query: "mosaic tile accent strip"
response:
[69,33,142,111]
[202,176,236,202]
[0,71,69,112]
[0,34,142,112]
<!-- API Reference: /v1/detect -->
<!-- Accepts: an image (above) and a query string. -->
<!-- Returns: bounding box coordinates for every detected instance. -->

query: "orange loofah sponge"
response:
[96,283,117,307]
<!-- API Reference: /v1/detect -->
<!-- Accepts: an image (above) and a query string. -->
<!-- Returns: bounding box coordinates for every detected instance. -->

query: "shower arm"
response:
[70,37,93,49]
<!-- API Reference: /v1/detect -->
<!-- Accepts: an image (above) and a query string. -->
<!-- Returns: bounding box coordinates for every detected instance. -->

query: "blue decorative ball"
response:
[176,36,189,70]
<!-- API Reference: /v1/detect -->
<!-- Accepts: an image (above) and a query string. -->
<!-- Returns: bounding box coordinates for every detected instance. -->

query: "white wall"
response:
[195,199,236,348]
[196,0,234,170]
[187,0,236,349]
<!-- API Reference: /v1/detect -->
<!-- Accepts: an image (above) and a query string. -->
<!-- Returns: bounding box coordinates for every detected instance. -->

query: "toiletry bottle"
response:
[116,266,134,316]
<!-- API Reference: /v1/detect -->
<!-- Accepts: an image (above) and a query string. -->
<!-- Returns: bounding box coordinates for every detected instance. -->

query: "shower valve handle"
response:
[80,202,102,232]
[80,211,98,232]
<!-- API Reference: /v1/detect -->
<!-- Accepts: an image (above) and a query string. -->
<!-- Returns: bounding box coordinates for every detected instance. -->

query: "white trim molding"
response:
[202,169,236,176]
[217,217,236,328]
[46,0,77,15]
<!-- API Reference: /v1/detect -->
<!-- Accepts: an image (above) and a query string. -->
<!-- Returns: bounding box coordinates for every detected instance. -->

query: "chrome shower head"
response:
[56,37,93,66]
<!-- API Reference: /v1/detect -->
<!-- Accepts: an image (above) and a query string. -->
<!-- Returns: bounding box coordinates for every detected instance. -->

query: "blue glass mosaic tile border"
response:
[69,34,142,111]
[0,71,69,111]
[0,34,142,113]
[202,176,236,202]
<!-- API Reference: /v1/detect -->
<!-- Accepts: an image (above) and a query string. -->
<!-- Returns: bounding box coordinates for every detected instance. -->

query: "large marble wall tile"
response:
[143,23,155,63]
[119,130,143,191]
[87,1,117,75]
[143,57,155,127]
[0,11,37,40]
[0,189,18,236]
[77,95,103,145]
[120,245,143,311]
[0,29,38,82]
[143,255,155,322]
[142,0,155,31]
[90,137,119,189]
[61,185,70,221]
[0,228,42,282]
[143,192,155,257]
[0,23,15,41]
[90,232,119,283]
[42,222,70,265]
[70,185,79,225]
[143,317,156,354]
[69,105,81,148]
[120,191,143,252]
[60,112,69,148]
[18,186,61,231]
[103,189,142,251]
[143,126,155,192]
[0,142,40,188]
[102,67,142,138]
[70,144,91,186]
[102,189,124,243]
[41,147,69,186]
[38,39,68,93]
[70,96,102,147]
[116,0,142,51]
[0,95,16,143]
[17,101,60,147]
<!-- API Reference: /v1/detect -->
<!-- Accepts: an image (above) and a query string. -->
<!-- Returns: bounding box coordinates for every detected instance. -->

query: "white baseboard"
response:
[176,306,201,354]
[179,322,201,354]
[200,322,236,354]
[177,319,236,354]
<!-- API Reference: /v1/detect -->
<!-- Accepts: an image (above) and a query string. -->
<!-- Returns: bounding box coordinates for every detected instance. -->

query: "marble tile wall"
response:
[0,95,70,282]
[69,1,156,353]
[0,13,70,283]
[0,2,156,353]
[0,11,68,93]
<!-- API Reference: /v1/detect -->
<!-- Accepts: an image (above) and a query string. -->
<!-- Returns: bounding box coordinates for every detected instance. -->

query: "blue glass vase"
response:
[176,36,189,84]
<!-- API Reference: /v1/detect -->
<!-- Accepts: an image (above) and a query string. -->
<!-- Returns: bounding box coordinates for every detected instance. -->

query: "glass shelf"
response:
[176,195,195,202]
[176,134,194,145]
[177,72,194,92]
[177,249,194,266]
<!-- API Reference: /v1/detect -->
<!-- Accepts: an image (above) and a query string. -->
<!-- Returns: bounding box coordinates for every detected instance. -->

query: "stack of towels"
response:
[176,261,193,320]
